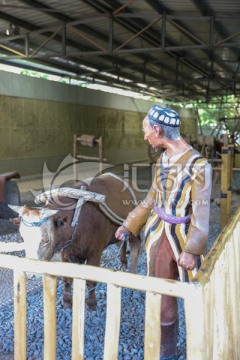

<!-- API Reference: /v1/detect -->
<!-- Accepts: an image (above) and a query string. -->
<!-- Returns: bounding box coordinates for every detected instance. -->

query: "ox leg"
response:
[61,252,73,308]
[86,281,97,311]
[62,277,73,308]
[128,235,141,273]
[86,256,101,311]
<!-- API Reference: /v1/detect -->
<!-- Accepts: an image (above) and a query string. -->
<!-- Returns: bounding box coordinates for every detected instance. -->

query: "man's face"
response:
[142,117,159,148]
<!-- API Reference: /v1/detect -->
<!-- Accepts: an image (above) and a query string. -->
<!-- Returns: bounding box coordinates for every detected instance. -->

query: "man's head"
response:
[144,105,181,143]
[148,105,180,128]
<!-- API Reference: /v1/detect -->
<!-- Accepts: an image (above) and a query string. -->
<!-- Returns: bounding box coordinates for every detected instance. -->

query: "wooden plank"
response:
[202,280,214,360]
[184,285,205,360]
[227,237,238,358]
[43,274,57,360]
[233,223,240,287]
[233,223,240,358]
[0,254,192,299]
[73,133,78,180]
[76,155,101,160]
[211,253,228,359]
[144,291,161,360]
[14,270,26,360]
[104,283,121,360]
[72,279,86,360]
[220,249,230,358]
[212,269,219,358]
[99,136,103,174]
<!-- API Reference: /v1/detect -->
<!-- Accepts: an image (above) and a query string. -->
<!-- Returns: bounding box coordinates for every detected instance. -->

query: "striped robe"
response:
[124,148,212,282]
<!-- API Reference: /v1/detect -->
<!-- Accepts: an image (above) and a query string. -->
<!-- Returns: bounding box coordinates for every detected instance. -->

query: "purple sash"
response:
[154,204,190,224]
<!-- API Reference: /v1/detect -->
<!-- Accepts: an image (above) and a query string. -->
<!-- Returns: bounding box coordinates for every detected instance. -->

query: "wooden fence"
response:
[0,207,239,359]
[194,207,240,360]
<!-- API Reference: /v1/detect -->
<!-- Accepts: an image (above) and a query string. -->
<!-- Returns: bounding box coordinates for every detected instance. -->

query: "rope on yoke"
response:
[71,191,86,227]
[103,172,138,208]
[99,203,124,225]
[97,172,139,225]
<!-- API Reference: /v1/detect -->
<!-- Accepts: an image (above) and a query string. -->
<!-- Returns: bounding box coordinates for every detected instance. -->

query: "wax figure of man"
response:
[115,105,212,360]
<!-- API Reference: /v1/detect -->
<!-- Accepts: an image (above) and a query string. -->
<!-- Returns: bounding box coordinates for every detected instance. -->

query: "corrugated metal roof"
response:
[0,0,239,102]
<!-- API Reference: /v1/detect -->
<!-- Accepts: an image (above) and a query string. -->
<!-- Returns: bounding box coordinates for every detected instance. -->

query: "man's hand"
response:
[177,251,197,271]
[115,225,131,241]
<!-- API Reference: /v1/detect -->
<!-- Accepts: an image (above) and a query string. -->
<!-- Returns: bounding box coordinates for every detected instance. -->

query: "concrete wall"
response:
[0,71,197,177]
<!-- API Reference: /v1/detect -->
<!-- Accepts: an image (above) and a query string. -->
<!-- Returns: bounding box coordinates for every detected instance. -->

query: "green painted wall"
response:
[0,95,148,176]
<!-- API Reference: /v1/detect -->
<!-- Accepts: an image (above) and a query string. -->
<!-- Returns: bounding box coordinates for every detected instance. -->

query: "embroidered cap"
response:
[148,105,181,127]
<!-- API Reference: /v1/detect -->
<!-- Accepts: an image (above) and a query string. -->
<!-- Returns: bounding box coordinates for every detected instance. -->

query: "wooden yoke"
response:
[35,187,106,205]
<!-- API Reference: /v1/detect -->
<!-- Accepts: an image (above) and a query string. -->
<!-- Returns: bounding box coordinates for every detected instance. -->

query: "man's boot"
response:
[160,320,178,360]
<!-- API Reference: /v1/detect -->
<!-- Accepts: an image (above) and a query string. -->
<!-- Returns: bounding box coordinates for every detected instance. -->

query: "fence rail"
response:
[0,207,239,359]
[0,252,199,360]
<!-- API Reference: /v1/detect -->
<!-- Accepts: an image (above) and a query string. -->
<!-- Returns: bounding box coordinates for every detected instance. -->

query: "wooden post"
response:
[232,222,240,359]
[202,281,214,359]
[220,147,229,229]
[98,136,103,174]
[104,283,121,360]
[211,252,229,359]
[184,284,205,360]
[144,291,161,360]
[43,274,57,360]
[72,279,86,360]
[227,145,234,220]
[227,236,239,358]
[14,270,26,360]
[73,134,78,180]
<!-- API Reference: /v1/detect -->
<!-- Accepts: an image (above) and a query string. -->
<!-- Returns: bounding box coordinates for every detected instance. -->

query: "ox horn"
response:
[40,209,59,220]
[8,205,59,220]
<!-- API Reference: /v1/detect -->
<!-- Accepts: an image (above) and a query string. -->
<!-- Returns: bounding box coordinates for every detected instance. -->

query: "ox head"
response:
[8,205,59,260]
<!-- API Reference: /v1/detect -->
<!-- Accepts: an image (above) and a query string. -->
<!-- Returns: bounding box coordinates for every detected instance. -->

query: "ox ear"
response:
[9,217,21,225]
[8,205,24,215]
[40,209,59,220]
